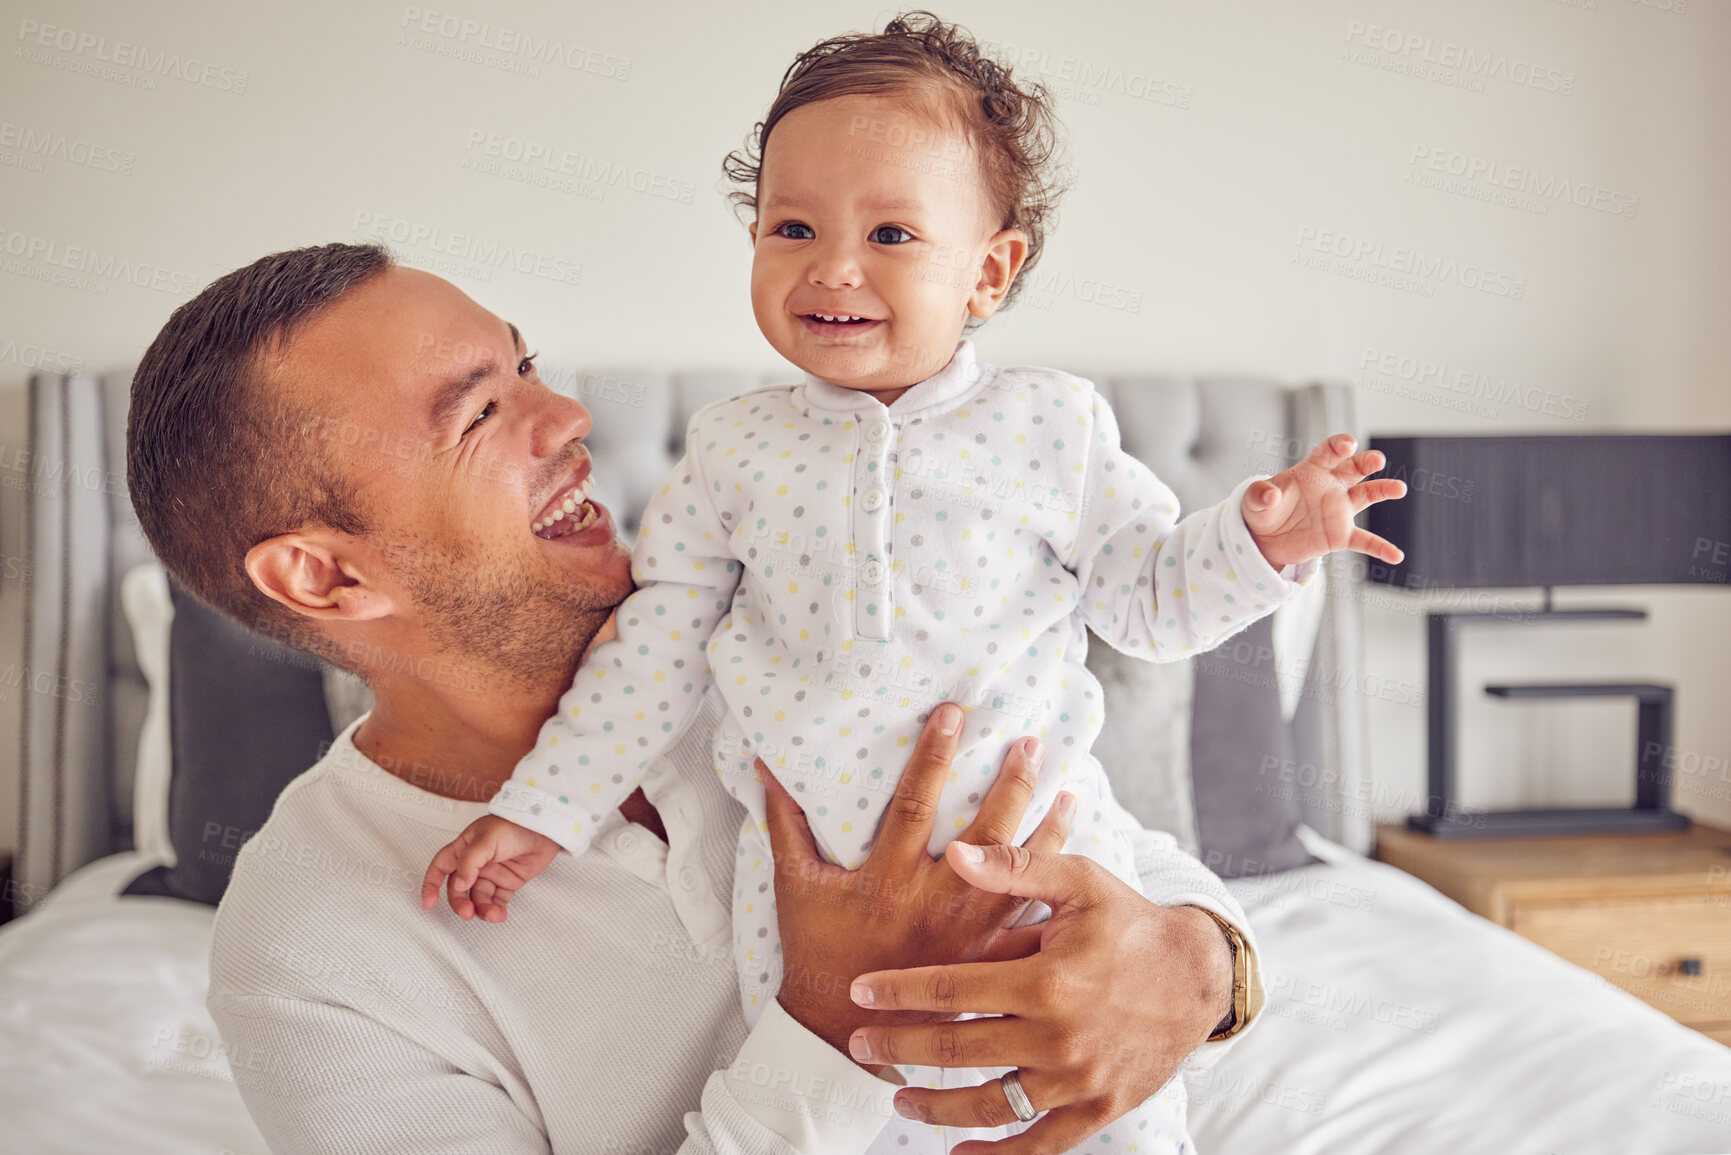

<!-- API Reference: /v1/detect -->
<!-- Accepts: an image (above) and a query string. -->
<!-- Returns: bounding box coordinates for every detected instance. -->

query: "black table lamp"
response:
[1365,434,1731,839]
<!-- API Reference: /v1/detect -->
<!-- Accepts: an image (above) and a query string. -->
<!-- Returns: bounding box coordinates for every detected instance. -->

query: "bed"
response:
[6,364,1731,1154]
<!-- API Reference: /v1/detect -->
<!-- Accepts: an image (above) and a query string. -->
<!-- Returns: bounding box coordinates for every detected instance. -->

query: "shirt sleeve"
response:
[491,437,742,854]
[1107,795,1267,1070]
[1070,390,1316,662]
[208,992,553,1155]
[209,993,897,1155]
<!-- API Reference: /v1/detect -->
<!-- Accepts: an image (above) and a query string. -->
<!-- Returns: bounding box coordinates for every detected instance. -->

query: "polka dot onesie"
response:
[491,340,1310,1151]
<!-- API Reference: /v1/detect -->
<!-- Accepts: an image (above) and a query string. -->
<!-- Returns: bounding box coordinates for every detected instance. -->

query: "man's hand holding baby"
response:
[1242,433,1407,569]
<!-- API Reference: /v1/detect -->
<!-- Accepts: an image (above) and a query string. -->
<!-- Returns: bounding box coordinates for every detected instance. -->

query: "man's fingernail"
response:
[895,1094,919,1119]
[850,980,874,1007]
[1057,791,1076,819]
[849,1032,875,1062]
[936,704,961,735]
[955,842,985,866]
[1026,739,1045,769]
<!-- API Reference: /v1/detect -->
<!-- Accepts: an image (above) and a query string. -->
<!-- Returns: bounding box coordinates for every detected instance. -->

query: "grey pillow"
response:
[123,584,335,906]
[1189,615,1318,877]
[1090,644,1199,855]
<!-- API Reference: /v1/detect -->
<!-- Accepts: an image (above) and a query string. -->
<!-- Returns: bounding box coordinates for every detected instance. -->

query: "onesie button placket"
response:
[852,411,896,641]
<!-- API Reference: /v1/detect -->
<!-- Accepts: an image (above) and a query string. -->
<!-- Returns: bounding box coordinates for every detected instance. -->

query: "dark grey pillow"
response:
[1190,614,1319,878]
[123,583,334,906]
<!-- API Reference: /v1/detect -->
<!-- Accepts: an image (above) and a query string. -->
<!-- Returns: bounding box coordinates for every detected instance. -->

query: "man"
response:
[128,243,1265,1154]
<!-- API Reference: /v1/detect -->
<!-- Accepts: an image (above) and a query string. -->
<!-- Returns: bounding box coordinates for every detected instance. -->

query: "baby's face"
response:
[749,94,1023,400]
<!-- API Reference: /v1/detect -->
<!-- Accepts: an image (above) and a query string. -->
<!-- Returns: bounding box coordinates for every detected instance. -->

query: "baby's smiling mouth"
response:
[532,472,600,539]
[804,312,875,324]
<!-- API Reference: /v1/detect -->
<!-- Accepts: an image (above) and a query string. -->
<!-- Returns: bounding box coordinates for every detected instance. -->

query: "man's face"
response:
[279,266,634,688]
[749,94,1000,395]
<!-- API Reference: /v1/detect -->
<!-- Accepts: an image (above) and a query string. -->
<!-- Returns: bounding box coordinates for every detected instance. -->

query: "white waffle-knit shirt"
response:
[208,696,1263,1154]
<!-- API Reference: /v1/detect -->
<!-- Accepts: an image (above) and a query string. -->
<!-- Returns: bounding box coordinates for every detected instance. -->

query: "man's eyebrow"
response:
[428,322,524,432]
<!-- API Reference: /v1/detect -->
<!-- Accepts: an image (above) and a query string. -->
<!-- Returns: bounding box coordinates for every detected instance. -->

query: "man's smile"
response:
[532,462,609,542]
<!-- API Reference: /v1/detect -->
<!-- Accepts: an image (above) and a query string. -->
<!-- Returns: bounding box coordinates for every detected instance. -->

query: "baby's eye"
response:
[871,225,914,245]
[775,221,814,240]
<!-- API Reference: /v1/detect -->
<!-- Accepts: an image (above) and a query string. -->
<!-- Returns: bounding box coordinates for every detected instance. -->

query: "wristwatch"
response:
[1196,907,1255,1042]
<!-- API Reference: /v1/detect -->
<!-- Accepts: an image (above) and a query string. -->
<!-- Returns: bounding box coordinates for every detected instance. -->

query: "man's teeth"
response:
[532,475,599,534]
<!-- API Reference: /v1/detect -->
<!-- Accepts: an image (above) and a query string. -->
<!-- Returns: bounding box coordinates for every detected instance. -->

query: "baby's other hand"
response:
[420,815,561,923]
[1242,433,1407,570]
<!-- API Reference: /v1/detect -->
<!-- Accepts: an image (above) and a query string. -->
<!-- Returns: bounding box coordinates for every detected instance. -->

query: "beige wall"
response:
[2,0,1727,854]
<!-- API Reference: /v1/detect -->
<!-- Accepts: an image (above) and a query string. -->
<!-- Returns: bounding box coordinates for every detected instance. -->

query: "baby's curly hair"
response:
[723,10,1066,312]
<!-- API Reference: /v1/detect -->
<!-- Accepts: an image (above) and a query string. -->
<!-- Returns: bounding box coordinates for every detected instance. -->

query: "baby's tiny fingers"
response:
[1347,527,1404,565]
[1348,477,1406,514]
[1348,448,1385,479]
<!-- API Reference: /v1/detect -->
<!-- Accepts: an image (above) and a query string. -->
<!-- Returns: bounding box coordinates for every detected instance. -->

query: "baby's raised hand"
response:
[1242,434,1407,570]
[420,814,561,923]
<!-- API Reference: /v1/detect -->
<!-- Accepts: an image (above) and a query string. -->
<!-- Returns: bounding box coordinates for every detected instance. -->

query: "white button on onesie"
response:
[493,341,1307,1131]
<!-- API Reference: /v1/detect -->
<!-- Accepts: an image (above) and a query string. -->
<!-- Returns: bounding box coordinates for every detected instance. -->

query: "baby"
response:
[425,11,1402,1150]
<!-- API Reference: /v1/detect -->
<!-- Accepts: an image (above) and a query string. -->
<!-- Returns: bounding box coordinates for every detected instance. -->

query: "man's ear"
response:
[968,228,1030,322]
[748,219,759,247]
[245,531,394,623]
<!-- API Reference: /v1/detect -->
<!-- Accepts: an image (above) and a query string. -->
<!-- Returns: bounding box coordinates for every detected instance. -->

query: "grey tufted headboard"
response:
[12,366,1369,910]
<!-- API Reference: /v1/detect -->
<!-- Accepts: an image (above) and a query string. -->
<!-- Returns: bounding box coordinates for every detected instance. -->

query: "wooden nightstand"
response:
[1376,822,1731,1045]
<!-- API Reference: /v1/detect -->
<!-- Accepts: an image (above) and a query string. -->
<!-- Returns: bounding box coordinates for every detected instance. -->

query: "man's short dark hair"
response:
[127,242,393,643]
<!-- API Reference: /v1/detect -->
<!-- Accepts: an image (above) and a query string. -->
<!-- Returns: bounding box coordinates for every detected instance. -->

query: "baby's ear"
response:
[969,228,1029,321]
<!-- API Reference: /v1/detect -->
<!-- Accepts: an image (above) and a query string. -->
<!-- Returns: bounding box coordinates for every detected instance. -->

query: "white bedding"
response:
[1193,831,1731,1155]
[4,840,1730,1155]
[0,853,266,1155]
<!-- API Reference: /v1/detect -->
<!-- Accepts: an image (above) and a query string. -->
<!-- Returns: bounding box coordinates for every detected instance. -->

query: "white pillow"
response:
[119,563,174,866]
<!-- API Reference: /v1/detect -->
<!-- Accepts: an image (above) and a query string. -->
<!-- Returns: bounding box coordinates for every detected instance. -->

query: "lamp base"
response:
[1407,807,1692,840]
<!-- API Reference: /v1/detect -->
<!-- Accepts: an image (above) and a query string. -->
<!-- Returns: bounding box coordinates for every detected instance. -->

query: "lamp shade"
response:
[1364,435,1731,589]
